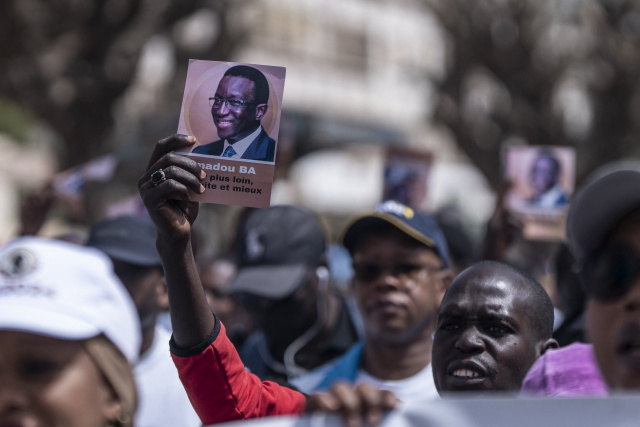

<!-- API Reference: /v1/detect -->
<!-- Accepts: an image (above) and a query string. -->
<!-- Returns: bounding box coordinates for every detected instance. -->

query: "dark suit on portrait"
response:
[192,128,276,162]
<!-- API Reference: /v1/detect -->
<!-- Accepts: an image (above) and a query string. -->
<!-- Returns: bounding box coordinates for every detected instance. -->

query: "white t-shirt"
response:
[354,363,439,404]
[134,325,201,427]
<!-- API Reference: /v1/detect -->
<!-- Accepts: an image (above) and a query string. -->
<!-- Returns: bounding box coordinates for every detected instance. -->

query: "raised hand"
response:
[138,134,205,242]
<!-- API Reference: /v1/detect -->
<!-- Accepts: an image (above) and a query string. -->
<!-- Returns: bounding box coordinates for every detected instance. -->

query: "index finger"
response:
[146,134,197,170]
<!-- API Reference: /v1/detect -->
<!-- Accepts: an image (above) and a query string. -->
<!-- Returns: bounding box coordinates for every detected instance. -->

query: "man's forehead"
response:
[217,75,255,93]
[442,272,526,310]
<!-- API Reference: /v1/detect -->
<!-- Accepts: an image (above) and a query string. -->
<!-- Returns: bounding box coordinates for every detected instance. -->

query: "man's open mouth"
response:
[451,368,482,379]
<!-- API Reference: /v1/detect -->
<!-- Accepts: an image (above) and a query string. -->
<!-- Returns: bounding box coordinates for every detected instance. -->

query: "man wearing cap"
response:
[0,237,140,427]
[87,215,201,427]
[522,161,640,396]
[231,205,360,383]
[139,136,461,423]
[291,200,454,402]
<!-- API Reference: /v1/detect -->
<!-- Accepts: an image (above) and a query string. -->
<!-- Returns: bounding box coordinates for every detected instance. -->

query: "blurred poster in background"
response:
[382,146,433,213]
[504,146,576,241]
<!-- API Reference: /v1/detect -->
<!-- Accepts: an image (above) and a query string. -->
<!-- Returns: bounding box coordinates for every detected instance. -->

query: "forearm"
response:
[171,319,307,424]
[156,233,215,348]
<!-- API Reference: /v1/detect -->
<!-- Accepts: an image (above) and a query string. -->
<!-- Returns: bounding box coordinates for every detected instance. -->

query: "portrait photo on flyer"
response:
[175,59,286,208]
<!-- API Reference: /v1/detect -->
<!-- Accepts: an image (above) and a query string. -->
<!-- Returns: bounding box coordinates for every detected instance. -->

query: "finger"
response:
[162,165,205,195]
[139,152,206,190]
[146,134,198,170]
[357,386,398,426]
[140,178,194,208]
[305,393,339,413]
[330,383,362,427]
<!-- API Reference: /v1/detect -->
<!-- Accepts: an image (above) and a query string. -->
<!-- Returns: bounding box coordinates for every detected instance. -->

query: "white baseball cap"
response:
[0,237,141,363]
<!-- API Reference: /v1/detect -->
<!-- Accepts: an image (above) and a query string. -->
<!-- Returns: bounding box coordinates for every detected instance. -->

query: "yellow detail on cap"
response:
[404,207,414,219]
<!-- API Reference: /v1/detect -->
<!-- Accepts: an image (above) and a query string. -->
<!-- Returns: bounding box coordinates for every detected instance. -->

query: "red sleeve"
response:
[171,320,307,425]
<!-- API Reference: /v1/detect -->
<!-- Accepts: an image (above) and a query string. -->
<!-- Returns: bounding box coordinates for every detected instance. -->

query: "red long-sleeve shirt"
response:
[170,319,307,425]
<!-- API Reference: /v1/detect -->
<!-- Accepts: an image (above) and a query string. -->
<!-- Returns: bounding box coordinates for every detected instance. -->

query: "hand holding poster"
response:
[176,60,286,208]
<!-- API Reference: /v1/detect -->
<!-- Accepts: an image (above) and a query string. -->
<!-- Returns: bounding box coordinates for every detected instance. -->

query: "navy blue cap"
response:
[86,216,161,267]
[342,200,450,268]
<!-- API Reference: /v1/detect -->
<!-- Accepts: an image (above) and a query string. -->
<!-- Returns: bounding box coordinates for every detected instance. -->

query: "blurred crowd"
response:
[3,133,640,426]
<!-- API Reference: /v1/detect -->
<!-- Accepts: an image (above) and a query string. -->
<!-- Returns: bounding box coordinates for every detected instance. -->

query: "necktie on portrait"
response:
[222,146,237,158]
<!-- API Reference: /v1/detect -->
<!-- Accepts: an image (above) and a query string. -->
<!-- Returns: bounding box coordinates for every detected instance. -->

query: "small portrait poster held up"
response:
[504,145,576,241]
[176,60,286,208]
[382,146,433,213]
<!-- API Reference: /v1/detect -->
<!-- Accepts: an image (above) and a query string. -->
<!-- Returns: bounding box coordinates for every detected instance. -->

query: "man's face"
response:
[201,260,236,322]
[586,209,640,390]
[432,265,541,393]
[0,331,121,427]
[530,156,558,196]
[211,75,263,142]
[351,230,446,346]
[111,260,162,334]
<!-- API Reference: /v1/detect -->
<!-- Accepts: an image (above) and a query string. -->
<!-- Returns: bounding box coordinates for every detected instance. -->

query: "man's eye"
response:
[22,360,62,379]
[486,325,509,335]
[228,99,243,107]
[395,263,419,275]
[440,323,460,331]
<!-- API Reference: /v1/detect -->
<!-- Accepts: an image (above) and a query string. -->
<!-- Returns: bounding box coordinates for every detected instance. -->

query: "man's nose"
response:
[454,326,485,353]
[623,278,640,313]
[0,372,29,416]
[216,100,230,114]
[373,267,403,292]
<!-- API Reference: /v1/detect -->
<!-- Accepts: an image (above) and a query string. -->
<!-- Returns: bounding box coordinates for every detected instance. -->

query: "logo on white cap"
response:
[0,249,38,279]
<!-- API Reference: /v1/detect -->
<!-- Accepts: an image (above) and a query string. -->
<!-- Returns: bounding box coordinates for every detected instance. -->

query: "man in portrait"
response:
[528,150,570,208]
[192,65,276,162]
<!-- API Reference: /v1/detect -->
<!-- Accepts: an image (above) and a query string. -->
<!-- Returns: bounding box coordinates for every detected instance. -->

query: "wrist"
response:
[156,233,192,256]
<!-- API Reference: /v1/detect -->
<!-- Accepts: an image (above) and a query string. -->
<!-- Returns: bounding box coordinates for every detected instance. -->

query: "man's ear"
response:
[436,269,455,299]
[537,338,559,356]
[255,103,268,121]
[100,380,124,426]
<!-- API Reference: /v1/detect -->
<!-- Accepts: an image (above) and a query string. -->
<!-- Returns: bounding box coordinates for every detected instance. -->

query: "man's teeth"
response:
[452,369,480,378]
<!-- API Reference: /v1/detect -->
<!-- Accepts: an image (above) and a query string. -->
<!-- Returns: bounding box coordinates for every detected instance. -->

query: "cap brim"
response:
[568,168,640,262]
[0,304,101,341]
[342,213,436,253]
[230,264,309,299]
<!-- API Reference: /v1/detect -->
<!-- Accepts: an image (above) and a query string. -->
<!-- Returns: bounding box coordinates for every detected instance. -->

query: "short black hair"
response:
[223,65,270,105]
[463,260,555,340]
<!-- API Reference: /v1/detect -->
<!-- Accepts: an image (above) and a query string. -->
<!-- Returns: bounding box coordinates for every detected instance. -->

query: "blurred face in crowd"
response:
[530,155,559,197]
[201,259,237,322]
[432,264,554,393]
[212,76,265,142]
[112,261,163,335]
[0,331,121,427]
[586,208,640,390]
[235,268,321,351]
[351,229,449,346]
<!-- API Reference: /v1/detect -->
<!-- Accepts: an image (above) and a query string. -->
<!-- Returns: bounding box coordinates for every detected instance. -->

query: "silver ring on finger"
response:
[151,169,167,187]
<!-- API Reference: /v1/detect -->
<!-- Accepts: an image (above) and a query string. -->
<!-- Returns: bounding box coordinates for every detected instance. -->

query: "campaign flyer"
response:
[176,60,286,208]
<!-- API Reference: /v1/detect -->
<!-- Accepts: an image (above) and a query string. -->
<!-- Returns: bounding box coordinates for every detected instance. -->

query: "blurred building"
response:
[226,0,494,236]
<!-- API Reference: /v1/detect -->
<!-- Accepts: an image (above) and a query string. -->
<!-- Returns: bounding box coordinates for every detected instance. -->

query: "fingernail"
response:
[200,184,205,193]
[200,170,206,180]
[187,135,196,142]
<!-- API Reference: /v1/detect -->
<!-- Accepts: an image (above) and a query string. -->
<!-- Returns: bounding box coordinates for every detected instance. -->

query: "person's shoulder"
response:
[192,140,223,154]
[291,342,364,393]
[521,342,608,397]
